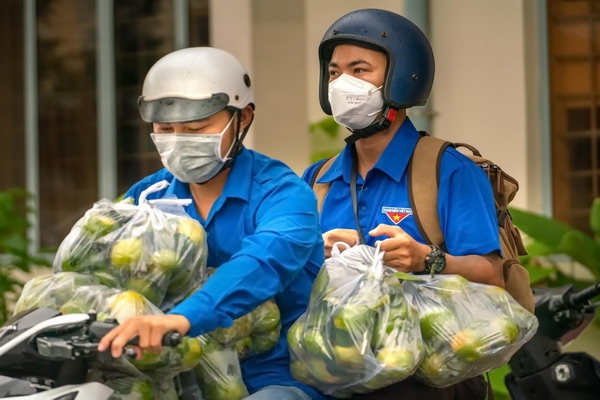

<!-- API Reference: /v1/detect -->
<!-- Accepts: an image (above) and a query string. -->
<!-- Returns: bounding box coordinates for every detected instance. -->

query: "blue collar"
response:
[318,117,421,184]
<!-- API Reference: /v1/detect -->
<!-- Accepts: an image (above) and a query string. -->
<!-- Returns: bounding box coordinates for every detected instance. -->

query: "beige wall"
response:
[430,0,531,209]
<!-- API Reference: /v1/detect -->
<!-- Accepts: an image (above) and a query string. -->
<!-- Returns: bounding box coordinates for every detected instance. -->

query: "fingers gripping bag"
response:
[288,243,423,398]
[403,274,539,388]
[53,180,208,311]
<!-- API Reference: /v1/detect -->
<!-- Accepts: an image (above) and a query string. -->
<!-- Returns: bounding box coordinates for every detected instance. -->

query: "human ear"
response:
[239,105,255,131]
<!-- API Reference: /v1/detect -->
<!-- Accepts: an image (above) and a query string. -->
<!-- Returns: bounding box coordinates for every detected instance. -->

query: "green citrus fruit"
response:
[110,237,143,270]
[148,249,180,274]
[178,337,203,370]
[124,276,164,306]
[419,307,457,340]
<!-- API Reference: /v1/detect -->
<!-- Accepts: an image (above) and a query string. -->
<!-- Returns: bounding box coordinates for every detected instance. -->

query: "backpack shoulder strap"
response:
[311,154,339,214]
[408,135,452,248]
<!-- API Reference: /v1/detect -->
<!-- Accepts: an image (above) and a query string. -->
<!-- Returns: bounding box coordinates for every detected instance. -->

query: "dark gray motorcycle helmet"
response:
[319,8,435,115]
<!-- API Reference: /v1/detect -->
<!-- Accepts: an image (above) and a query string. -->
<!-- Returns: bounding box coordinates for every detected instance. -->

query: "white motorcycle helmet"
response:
[138,47,254,123]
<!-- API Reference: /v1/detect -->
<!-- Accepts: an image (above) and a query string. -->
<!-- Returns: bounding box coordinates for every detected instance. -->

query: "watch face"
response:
[425,246,446,274]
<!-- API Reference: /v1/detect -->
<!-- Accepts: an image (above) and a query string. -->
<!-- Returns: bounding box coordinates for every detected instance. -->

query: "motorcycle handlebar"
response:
[88,319,182,347]
[564,282,600,309]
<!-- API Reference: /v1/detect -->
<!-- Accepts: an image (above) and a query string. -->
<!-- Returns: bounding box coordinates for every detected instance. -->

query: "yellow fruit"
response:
[333,345,365,368]
[375,347,416,376]
[287,321,304,353]
[177,218,205,244]
[178,337,203,370]
[418,352,445,378]
[108,290,149,321]
[110,237,143,269]
[451,328,486,362]
[83,214,118,237]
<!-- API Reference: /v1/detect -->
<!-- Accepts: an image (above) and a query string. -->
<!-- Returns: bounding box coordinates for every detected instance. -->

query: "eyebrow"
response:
[328,59,372,68]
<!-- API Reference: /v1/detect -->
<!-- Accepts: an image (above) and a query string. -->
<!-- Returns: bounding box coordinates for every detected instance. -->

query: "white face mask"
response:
[328,73,384,130]
[151,115,236,183]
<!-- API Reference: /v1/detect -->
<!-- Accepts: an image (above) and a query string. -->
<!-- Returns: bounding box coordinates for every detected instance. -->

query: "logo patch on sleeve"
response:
[381,207,412,225]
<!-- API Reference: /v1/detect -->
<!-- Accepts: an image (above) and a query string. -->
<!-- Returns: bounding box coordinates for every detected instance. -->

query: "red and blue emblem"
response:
[381,207,412,225]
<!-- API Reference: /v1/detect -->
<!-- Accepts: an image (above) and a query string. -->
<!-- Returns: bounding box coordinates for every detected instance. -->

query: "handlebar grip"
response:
[565,282,600,308]
[125,330,182,347]
[90,320,182,347]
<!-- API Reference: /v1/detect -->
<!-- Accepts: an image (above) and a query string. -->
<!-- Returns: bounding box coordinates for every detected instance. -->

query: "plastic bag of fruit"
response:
[60,284,204,381]
[13,271,101,315]
[14,273,204,382]
[193,335,249,400]
[86,371,178,400]
[287,244,423,397]
[234,299,281,360]
[403,274,539,388]
[52,180,208,311]
[201,267,282,359]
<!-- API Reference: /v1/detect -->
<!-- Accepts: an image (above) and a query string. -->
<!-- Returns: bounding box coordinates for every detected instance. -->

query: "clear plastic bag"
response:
[234,299,281,360]
[52,180,208,311]
[203,267,282,359]
[288,244,423,397]
[14,272,204,382]
[86,371,178,400]
[193,335,249,400]
[403,274,539,387]
[13,272,101,315]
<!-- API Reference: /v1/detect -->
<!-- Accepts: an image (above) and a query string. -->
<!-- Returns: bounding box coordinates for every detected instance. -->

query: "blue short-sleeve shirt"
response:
[125,148,327,399]
[302,118,500,257]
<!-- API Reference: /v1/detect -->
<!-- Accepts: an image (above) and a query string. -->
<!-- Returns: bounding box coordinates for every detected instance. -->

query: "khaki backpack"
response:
[311,134,535,313]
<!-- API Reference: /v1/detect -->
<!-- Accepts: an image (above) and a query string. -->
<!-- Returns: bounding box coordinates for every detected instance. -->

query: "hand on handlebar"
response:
[96,314,190,358]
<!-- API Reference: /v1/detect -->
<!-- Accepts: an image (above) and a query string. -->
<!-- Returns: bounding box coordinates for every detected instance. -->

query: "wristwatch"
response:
[424,245,446,276]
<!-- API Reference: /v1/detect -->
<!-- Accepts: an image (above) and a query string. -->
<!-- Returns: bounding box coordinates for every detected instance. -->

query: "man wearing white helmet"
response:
[98,47,327,400]
[303,8,504,400]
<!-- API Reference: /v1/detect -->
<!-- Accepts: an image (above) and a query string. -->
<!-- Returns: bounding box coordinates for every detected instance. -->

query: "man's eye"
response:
[328,70,339,77]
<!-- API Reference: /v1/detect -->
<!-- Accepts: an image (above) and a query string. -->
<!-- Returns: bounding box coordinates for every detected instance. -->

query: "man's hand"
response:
[97,314,191,358]
[322,228,360,258]
[369,224,430,272]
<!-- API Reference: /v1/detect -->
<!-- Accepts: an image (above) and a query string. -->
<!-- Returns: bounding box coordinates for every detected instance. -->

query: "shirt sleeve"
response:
[168,176,323,337]
[438,150,501,256]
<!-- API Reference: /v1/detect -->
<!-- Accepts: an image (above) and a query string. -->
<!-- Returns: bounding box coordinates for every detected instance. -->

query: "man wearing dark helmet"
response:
[303,8,503,400]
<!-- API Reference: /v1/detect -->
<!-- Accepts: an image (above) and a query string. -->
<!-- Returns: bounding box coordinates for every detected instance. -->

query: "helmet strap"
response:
[344,106,398,144]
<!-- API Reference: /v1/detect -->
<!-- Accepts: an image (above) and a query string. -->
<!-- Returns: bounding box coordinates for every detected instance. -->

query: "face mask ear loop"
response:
[227,109,253,159]
[216,114,237,161]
